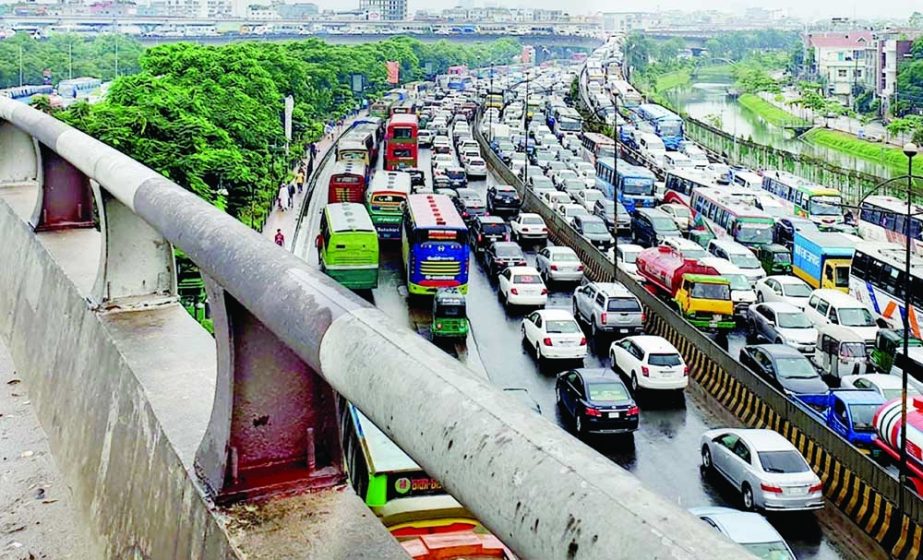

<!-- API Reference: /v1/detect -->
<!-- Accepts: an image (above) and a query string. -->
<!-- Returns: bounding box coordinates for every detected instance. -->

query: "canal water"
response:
[665,78,894,178]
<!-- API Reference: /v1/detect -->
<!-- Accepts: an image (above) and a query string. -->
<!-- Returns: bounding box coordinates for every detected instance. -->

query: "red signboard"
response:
[386,61,400,85]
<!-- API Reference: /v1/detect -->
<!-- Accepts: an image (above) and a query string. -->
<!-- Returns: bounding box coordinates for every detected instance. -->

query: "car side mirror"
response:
[315,234,323,248]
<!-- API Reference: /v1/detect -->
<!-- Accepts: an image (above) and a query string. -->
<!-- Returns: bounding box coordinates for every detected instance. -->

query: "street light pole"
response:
[611,91,620,259]
[900,142,919,512]
[523,69,530,190]
[489,63,494,144]
[18,45,23,87]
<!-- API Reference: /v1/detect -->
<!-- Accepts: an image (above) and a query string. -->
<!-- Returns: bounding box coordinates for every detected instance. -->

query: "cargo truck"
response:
[793,390,884,450]
[636,246,735,331]
[791,231,855,292]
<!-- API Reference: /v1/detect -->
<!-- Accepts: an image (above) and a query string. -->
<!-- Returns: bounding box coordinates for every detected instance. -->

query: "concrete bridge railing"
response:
[0,97,751,559]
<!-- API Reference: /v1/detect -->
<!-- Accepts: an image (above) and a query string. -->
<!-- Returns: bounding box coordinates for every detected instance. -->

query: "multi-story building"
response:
[872,29,922,116]
[600,12,658,33]
[806,31,873,104]
[358,0,405,21]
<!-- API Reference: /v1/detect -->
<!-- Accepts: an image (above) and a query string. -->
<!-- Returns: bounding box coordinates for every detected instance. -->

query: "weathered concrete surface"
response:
[0,336,101,560]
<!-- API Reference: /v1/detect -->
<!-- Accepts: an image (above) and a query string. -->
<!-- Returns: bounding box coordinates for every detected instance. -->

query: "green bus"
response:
[366,171,412,240]
[317,203,380,289]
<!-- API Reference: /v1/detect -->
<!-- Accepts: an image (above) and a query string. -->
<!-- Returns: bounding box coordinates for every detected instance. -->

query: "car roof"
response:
[812,289,864,305]
[756,301,802,313]
[536,308,574,320]
[491,241,521,250]
[626,335,678,353]
[768,275,806,284]
[494,184,517,191]
[666,237,705,249]
[709,238,750,253]
[752,344,804,358]
[688,507,786,545]
[698,257,745,275]
[546,245,577,255]
[829,386,887,403]
[477,216,505,224]
[842,374,903,389]
[579,369,626,385]
[735,428,796,451]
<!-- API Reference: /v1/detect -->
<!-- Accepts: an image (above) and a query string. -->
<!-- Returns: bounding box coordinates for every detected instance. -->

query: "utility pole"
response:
[523,69,530,189]
[68,42,73,80]
[18,45,23,87]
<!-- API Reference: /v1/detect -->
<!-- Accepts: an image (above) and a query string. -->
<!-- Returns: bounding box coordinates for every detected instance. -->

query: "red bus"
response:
[328,161,369,203]
[384,114,419,171]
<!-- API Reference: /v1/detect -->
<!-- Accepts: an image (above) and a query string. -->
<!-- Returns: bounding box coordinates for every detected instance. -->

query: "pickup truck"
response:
[793,389,884,450]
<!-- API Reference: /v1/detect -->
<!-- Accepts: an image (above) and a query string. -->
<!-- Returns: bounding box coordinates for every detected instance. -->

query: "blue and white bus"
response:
[0,84,54,104]
[402,194,470,295]
[597,158,656,213]
[57,77,102,99]
[634,103,684,150]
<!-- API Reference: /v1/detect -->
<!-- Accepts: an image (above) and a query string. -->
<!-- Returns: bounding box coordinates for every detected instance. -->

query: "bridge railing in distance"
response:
[0,100,751,558]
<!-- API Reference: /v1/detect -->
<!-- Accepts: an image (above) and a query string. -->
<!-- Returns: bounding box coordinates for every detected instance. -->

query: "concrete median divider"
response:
[476,113,923,559]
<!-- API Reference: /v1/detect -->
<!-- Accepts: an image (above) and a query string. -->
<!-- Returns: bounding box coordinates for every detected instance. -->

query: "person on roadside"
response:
[296,170,305,194]
[287,181,295,208]
[274,229,285,247]
[278,183,288,212]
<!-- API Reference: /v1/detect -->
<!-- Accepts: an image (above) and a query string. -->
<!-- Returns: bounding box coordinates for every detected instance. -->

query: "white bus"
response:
[610,80,643,108]
[850,241,923,337]
[858,195,923,256]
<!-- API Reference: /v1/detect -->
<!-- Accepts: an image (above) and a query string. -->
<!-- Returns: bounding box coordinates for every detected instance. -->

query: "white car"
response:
[700,429,824,512]
[574,189,604,212]
[465,157,487,179]
[460,147,481,165]
[551,169,580,188]
[616,244,644,283]
[498,266,548,308]
[754,276,813,309]
[839,374,922,401]
[535,246,584,283]
[659,203,692,231]
[540,190,572,208]
[557,203,590,226]
[521,309,587,362]
[510,213,548,243]
[609,335,688,392]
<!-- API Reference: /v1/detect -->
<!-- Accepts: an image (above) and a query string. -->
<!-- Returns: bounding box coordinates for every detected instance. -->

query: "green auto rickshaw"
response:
[756,244,792,275]
[432,288,469,339]
[688,229,715,248]
[871,329,923,373]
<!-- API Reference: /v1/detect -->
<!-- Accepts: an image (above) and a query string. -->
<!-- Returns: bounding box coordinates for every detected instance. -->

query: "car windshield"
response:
[691,282,730,300]
[850,404,880,432]
[681,248,707,260]
[621,251,639,264]
[839,308,875,327]
[670,206,691,217]
[775,357,819,379]
[582,221,608,234]
[482,223,508,235]
[777,313,813,329]
[781,283,812,297]
[651,217,679,231]
[587,382,629,403]
[607,297,640,312]
[552,252,578,262]
[744,541,795,560]
[523,216,544,225]
[730,253,761,269]
[514,274,542,284]
[494,245,522,257]
[725,274,751,291]
[758,450,810,473]
[773,252,792,264]
[648,353,682,366]
[545,320,580,334]
[737,224,774,245]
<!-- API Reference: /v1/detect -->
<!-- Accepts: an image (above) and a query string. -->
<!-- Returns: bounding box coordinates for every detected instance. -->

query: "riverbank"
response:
[654,69,692,93]
[737,93,808,128]
[802,128,923,176]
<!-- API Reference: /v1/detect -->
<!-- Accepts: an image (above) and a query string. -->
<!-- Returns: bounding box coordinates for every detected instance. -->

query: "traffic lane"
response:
[470,166,845,560]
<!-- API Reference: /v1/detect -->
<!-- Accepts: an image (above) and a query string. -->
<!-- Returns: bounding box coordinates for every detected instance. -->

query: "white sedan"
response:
[755,276,813,309]
[465,157,488,179]
[521,309,587,362]
[498,266,548,308]
[535,246,584,283]
[510,213,548,243]
[840,374,923,400]
[609,335,688,392]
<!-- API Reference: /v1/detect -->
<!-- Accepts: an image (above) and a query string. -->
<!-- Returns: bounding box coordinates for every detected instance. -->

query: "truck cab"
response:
[794,390,884,450]
[674,274,736,332]
[792,231,854,292]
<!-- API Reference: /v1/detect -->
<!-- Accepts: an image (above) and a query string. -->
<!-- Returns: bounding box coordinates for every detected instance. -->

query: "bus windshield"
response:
[558,119,581,131]
[736,223,774,245]
[810,195,842,216]
[622,178,653,195]
[690,282,730,300]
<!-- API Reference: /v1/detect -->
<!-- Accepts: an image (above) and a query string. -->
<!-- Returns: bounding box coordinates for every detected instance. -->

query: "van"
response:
[804,289,879,349]
[664,152,694,172]
[631,208,682,248]
[706,239,766,284]
[698,257,758,318]
[681,144,709,169]
[637,132,666,157]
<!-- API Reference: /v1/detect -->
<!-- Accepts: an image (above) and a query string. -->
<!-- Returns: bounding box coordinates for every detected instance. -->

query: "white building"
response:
[358,0,406,21]
[806,31,873,104]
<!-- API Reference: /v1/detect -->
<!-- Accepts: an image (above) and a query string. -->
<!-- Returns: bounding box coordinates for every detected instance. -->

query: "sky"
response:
[315,0,915,21]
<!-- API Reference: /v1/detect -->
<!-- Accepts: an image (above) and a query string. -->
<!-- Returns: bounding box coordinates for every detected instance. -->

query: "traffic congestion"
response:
[281,44,887,557]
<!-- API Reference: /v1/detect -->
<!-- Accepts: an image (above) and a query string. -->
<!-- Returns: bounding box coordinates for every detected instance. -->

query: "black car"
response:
[444,166,468,189]
[555,369,639,436]
[481,241,527,277]
[486,185,522,217]
[453,188,486,222]
[774,217,818,248]
[470,216,511,253]
[573,215,614,250]
[739,344,829,395]
[405,168,425,188]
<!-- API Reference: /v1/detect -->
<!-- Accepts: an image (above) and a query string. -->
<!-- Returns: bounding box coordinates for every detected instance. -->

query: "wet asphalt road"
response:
[297,142,858,560]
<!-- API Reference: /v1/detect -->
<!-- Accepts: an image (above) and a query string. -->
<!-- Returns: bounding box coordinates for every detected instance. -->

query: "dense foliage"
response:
[53,37,520,225]
[0,33,143,88]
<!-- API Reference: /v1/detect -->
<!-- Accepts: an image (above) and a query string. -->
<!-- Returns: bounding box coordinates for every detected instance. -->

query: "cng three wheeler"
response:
[432,288,469,340]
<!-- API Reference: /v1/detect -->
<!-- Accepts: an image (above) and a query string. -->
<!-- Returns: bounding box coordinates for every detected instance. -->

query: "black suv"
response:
[469,216,511,253]
[486,185,522,218]
[481,241,527,277]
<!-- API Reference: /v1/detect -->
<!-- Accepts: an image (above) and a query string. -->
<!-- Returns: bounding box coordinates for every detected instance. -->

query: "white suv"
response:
[609,335,688,392]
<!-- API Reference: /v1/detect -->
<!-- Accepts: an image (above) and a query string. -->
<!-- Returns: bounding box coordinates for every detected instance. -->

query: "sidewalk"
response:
[261,116,359,250]
[760,89,896,145]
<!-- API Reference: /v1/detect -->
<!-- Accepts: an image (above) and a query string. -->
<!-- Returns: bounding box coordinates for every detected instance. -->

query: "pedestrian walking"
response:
[278,183,288,212]
[310,142,317,159]
[274,229,285,247]
[296,170,305,194]
[287,182,295,209]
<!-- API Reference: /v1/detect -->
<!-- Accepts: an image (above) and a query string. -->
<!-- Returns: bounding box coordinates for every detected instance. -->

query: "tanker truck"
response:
[636,245,735,332]
[874,396,923,494]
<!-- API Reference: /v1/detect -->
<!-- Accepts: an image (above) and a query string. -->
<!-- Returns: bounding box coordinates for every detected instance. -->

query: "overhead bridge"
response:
[0,98,749,558]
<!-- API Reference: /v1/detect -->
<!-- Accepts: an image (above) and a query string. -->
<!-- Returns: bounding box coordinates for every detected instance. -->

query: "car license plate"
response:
[561,340,575,346]
[713,314,721,320]
[609,412,620,419]
[788,486,807,496]
[619,328,629,333]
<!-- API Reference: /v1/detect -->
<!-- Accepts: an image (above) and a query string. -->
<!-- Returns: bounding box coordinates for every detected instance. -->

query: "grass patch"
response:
[737,93,808,127]
[694,64,733,80]
[654,69,691,93]
[803,128,923,176]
